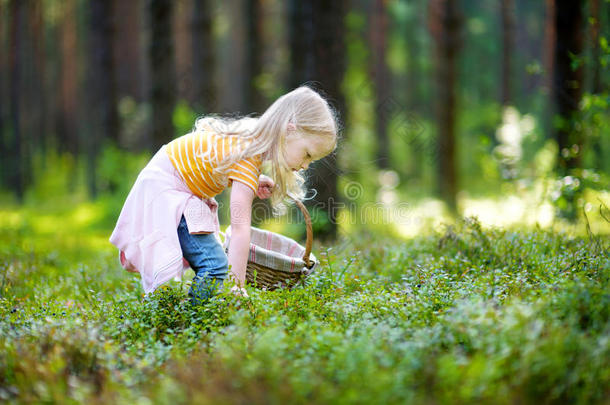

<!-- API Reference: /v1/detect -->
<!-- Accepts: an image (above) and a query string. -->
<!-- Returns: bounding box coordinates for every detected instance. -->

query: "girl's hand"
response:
[256,175,275,199]
[230,285,249,298]
[226,272,249,297]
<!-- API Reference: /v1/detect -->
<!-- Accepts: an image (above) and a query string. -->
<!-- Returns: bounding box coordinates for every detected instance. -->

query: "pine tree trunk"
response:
[148,0,176,150]
[87,0,119,197]
[44,2,62,159]
[0,0,6,188]
[57,0,79,157]
[404,0,425,179]
[17,0,37,189]
[370,0,391,169]
[9,0,24,201]
[222,0,247,112]
[113,0,145,103]
[429,0,462,213]
[590,0,602,94]
[288,1,308,90]
[543,0,556,137]
[191,0,216,111]
[245,0,265,114]
[405,0,423,115]
[30,0,46,160]
[589,0,603,171]
[174,0,192,106]
[289,0,346,240]
[552,0,584,173]
[309,0,346,240]
[501,0,515,106]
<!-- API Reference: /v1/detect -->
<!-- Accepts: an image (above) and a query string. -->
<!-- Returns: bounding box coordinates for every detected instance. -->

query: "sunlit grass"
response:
[1,186,609,404]
[1,203,608,403]
[235,189,610,243]
[390,188,610,238]
[0,201,115,259]
[2,186,608,260]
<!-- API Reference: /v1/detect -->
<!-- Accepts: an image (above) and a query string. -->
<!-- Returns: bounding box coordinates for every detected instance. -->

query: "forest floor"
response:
[0,202,609,404]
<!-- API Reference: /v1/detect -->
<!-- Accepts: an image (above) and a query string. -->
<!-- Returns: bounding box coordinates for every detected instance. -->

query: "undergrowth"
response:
[0,217,608,404]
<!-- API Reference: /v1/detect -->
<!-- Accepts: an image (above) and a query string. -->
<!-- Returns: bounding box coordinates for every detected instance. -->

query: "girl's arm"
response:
[227,181,255,287]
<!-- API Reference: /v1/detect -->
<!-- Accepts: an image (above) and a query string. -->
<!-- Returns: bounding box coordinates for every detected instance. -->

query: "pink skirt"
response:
[109,146,221,294]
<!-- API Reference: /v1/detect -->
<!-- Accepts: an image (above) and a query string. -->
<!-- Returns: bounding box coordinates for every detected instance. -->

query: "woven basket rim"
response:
[224,226,318,272]
[223,196,316,289]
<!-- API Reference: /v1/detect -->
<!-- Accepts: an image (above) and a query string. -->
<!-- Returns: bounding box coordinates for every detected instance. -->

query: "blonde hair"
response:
[192,86,338,213]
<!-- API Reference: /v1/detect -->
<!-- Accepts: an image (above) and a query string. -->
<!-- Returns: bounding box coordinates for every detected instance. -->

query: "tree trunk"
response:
[9,0,24,201]
[57,0,79,157]
[552,0,584,173]
[589,0,604,171]
[222,0,247,113]
[517,2,545,108]
[87,0,119,197]
[16,0,37,188]
[289,0,346,240]
[370,0,391,169]
[543,0,556,138]
[403,0,426,179]
[191,0,216,111]
[29,0,46,161]
[148,0,176,150]
[428,0,462,213]
[405,0,424,116]
[288,1,313,91]
[245,0,265,114]
[590,0,602,94]
[310,0,346,240]
[0,0,6,188]
[113,0,145,103]
[501,0,515,106]
[174,0,192,106]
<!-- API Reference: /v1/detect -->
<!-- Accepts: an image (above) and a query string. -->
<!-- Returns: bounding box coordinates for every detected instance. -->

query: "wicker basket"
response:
[223,198,317,290]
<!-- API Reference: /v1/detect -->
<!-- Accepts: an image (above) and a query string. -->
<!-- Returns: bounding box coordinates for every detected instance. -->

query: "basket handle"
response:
[288,195,313,268]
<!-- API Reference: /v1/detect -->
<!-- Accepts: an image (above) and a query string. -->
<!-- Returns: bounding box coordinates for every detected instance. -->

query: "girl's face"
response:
[283,130,334,172]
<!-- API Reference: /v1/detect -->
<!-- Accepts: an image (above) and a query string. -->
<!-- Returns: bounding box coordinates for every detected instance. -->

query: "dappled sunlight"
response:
[391,198,452,238]
[461,196,555,227]
[0,210,23,229]
[387,190,608,238]
[71,203,104,227]
[3,190,607,258]
[0,202,106,234]
[0,204,115,259]
[256,189,610,242]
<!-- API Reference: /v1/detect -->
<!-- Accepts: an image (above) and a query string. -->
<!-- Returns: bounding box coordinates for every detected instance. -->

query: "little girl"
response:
[110,86,338,303]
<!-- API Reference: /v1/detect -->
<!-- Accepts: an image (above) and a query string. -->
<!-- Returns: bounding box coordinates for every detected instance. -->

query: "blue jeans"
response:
[177,216,228,304]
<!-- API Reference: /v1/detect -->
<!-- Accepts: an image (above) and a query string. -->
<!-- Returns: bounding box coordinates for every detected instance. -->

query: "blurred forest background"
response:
[1,0,609,239]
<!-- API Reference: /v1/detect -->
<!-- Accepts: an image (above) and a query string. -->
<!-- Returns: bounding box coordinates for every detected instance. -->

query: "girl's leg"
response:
[177,216,228,304]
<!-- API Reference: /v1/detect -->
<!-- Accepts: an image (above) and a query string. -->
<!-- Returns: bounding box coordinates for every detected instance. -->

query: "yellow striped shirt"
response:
[166,129,262,198]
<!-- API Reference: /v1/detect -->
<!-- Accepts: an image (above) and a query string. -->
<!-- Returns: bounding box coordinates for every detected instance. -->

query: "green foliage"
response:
[25,150,86,207]
[97,142,150,197]
[309,206,332,236]
[550,88,610,220]
[173,101,199,139]
[1,208,609,403]
[96,143,152,228]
